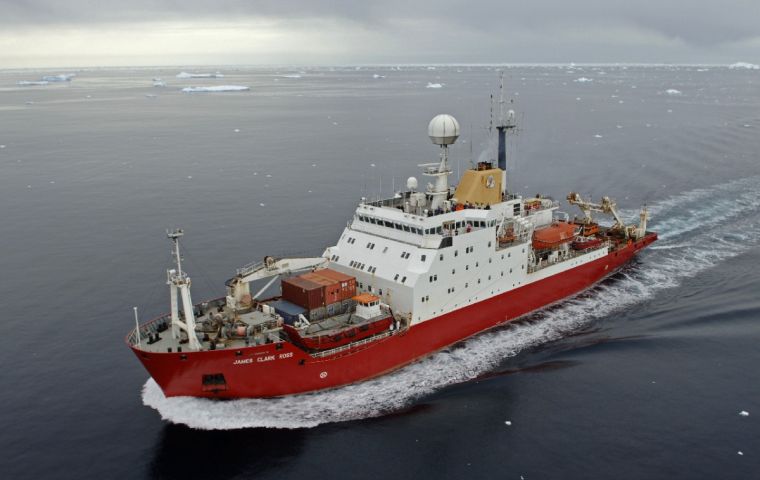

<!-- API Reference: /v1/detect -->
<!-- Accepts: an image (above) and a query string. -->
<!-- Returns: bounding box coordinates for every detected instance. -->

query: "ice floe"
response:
[426,82,443,89]
[176,71,224,78]
[181,85,249,93]
[728,62,759,70]
[41,74,75,82]
[739,410,749,416]
[665,89,682,95]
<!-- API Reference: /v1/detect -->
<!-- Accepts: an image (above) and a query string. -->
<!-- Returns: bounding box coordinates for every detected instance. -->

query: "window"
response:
[454,250,458,257]
[466,265,469,270]
[439,254,444,261]
[401,276,407,283]
[395,223,403,230]
[452,269,456,274]
[488,241,492,247]
[403,225,410,232]
[383,246,388,253]
[394,274,399,281]
[421,254,427,262]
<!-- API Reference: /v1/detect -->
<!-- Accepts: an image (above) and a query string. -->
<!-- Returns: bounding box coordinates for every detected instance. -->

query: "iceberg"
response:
[728,62,759,70]
[17,81,49,86]
[41,74,75,82]
[426,82,443,89]
[176,71,224,78]
[181,85,250,93]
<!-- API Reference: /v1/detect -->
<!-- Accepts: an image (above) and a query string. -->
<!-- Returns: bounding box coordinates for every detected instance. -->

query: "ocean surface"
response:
[1,65,758,479]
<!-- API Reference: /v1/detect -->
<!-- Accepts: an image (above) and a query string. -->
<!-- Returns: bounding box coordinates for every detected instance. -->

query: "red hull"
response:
[130,233,656,398]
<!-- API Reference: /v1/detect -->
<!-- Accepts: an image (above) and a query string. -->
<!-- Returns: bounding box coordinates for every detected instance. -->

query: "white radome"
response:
[407,176,418,190]
[428,114,460,145]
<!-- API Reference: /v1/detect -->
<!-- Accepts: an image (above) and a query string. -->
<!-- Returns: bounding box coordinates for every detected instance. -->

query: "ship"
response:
[127,86,657,398]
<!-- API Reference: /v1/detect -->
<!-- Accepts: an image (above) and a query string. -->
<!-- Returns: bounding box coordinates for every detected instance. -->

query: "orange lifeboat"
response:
[532,221,577,250]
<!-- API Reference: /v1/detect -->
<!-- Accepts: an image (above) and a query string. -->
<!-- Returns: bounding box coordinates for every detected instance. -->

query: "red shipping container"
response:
[310,269,356,302]
[281,276,325,310]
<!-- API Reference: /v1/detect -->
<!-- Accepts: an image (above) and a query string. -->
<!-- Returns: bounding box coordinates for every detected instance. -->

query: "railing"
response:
[236,259,265,277]
[527,241,610,274]
[309,329,397,358]
[127,313,171,347]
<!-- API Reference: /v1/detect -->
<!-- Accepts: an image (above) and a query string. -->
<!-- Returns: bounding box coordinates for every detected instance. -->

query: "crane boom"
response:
[567,192,626,231]
[226,256,328,309]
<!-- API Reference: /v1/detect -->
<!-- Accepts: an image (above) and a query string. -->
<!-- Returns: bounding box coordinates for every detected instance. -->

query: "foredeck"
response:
[128,298,286,354]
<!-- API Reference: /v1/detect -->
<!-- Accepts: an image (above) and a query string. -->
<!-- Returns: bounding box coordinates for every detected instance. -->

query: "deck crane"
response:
[567,192,628,236]
[567,192,649,240]
[225,256,328,310]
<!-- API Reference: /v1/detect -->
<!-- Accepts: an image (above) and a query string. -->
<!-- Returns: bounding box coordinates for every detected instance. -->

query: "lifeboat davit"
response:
[532,221,577,250]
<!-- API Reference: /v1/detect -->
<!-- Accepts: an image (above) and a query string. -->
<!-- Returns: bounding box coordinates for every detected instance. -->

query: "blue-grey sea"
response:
[1,65,758,479]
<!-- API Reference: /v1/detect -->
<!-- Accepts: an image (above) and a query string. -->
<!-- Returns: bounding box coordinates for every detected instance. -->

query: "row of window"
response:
[420,268,524,303]
[355,215,498,236]
[356,215,424,235]
[350,260,377,274]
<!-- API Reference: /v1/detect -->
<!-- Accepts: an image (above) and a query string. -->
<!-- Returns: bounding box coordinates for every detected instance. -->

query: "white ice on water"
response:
[574,77,593,83]
[666,89,682,95]
[41,73,75,82]
[739,411,749,416]
[426,83,443,89]
[176,71,224,78]
[143,175,760,430]
[181,86,250,93]
[728,62,759,70]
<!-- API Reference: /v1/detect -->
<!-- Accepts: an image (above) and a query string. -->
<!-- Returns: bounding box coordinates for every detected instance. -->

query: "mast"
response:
[495,72,517,196]
[166,229,201,351]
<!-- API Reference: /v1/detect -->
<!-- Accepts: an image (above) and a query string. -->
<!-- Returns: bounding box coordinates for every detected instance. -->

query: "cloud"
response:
[1,1,759,66]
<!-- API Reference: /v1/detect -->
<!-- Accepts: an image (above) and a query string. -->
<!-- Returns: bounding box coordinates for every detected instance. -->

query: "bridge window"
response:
[401,276,407,283]
[421,254,427,262]
[394,274,399,281]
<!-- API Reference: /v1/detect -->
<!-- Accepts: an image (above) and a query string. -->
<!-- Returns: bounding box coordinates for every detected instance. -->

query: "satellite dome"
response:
[428,114,460,145]
[407,176,418,190]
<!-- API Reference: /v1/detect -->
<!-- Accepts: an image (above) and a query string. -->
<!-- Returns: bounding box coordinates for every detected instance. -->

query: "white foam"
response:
[144,175,760,429]
[728,62,759,70]
[666,89,682,95]
[426,83,443,89]
[574,77,593,83]
[181,86,249,93]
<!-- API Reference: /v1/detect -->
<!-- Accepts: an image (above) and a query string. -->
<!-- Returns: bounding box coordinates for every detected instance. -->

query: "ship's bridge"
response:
[353,192,519,249]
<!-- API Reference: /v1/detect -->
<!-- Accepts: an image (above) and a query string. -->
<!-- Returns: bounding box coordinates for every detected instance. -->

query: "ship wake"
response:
[143,175,760,429]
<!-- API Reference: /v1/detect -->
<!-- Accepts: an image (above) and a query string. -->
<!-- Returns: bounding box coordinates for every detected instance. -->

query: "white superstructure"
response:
[322,113,626,326]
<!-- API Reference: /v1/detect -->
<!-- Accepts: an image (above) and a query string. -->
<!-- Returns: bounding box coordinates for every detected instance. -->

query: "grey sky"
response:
[1,1,759,67]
